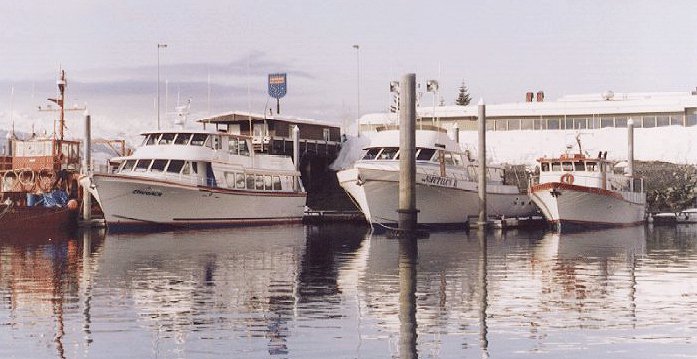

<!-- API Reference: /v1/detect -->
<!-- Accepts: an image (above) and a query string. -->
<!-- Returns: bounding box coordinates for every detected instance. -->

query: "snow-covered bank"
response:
[331,126,697,170]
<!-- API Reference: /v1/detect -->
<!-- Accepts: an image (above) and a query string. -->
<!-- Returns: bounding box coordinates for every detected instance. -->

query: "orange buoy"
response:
[560,173,574,185]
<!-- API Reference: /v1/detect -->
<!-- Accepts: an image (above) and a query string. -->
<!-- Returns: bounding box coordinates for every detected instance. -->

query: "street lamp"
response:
[157,43,168,130]
[353,44,360,135]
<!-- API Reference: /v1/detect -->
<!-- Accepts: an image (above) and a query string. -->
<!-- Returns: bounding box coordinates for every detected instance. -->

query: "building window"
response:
[687,115,697,127]
[508,119,521,130]
[643,116,656,128]
[615,117,628,128]
[323,128,331,141]
[670,115,683,126]
[657,116,670,127]
[521,119,533,130]
[547,119,560,130]
[573,118,587,129]
[495,119,507,131]
[600,117,614,128]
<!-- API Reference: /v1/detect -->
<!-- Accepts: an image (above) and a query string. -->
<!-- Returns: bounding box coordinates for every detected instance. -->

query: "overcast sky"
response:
[1,0,696,140]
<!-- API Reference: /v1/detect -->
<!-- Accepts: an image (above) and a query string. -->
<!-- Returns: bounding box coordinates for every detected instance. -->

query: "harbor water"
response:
[1,224,696,358]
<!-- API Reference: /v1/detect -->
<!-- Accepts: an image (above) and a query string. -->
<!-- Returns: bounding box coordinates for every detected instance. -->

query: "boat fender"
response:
[560,173,574,185]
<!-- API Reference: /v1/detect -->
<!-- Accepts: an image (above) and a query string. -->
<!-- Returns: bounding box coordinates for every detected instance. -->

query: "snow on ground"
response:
[331,126,697,170]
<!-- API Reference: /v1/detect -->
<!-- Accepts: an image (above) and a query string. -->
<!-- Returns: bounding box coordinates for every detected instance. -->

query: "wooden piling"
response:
[398,73,418,231]
[477,99,487,228]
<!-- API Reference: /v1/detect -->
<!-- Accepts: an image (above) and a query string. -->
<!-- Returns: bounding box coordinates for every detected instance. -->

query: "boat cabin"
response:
[11,138,81,171]
[114,131,300,192]
[537,153,643,192]
[360,145,506,184]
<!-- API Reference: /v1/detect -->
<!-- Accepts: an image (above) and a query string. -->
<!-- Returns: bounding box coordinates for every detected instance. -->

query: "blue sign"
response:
[268,73,287,99]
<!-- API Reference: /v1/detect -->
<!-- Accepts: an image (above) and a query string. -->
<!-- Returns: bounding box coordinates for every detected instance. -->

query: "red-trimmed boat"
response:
[528,146,646,231]
[0,70,81,236]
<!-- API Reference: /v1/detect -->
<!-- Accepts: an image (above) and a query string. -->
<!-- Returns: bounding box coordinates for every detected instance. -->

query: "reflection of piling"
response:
[82,110,92,222]
[627,118,635,191]
[398,73,418,231]
[477,229,489,358]
[398,237,418,359]
[477,99,487,227]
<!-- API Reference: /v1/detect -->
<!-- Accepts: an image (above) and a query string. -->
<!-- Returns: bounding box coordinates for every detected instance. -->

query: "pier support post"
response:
[82,109,92,222]
[398,73,418,231]
[477,99,487,228]
[292,125,300,191]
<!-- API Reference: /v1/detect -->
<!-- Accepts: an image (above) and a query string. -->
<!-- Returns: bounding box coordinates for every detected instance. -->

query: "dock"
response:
[303,210,366,224]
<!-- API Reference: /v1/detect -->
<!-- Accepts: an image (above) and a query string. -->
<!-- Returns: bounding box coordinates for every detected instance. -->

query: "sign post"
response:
[268,73,287,115]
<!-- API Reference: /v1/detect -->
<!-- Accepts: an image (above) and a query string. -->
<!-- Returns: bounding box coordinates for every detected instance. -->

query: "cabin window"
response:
[443,152,456,165]
[574,161,585,171]
[416,148,436,161]
[239,140,250,156]
[378,147,399,160]
[174,133,192,145]
[255,175,264,190]
[236,173,245,189]
[228,138,240,155]
[272,176,282,190]
[135,159,152,172]
[181,161,193,175]
[229,138,250,156]
[551,162,561,171]
[541,162,550,172]
[264,175,273,190]
[145,134,159,146]
[362,148,381,160]
[151,159,168,172]
[452,154,463,166]
[159,133,175,145]
[246,175,255,189]
[211,135,222,150]
[166,160,185,173]
[586,161,598,172]
[190,134,208,146]
[122,159,137,172]
[562,162,573,171]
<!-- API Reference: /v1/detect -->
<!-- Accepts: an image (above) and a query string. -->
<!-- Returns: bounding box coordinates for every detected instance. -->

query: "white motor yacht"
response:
[83,130,306,230]
[336,127,537,227]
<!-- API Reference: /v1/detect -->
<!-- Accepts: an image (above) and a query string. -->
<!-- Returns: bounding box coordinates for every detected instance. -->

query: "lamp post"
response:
[157,43,167,130]
[353,44,360,135]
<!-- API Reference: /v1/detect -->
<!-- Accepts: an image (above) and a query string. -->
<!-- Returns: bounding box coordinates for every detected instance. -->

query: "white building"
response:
[354,91,697,165]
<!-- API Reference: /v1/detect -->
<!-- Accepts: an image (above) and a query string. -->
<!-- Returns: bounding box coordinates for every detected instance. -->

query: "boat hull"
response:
[0,205,77,238]
[337,167,537,226]
[529,182,646,231]
[90,174,306,231]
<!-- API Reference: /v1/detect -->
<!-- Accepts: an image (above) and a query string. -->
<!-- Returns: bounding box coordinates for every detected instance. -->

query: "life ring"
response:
[560,173,574,185]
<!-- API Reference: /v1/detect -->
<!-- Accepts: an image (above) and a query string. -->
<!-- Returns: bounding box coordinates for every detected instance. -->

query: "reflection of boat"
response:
[0,70,81,234]
[529,138,646,231]
[83,124,306,230]
[337,127,537,226]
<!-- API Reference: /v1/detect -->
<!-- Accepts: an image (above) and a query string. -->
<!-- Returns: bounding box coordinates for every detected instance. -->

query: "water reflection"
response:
[0,224,696,358]
[398,237,417,359]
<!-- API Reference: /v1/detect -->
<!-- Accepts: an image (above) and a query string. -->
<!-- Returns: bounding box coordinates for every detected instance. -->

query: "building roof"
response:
[198,111,339,128]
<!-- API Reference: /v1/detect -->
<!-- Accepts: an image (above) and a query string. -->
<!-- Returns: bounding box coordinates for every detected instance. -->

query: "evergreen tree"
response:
[455,81,471,106]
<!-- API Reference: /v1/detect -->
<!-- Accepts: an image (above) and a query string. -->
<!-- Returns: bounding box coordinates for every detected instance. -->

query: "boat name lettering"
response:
[133,189,163,197]
[422,175,456,187]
